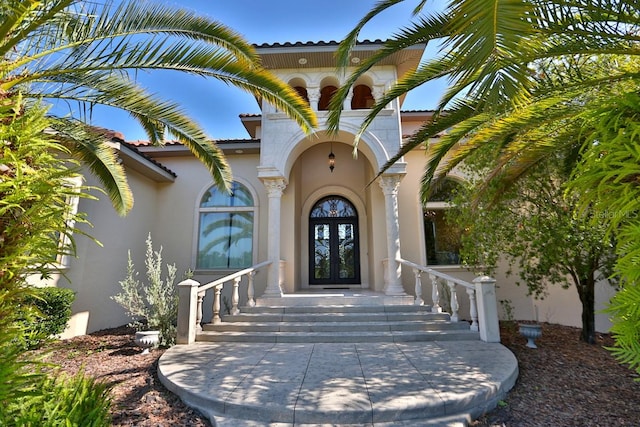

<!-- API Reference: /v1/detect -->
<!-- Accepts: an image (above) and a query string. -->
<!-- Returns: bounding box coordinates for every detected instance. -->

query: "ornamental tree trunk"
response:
[577,275,596,344]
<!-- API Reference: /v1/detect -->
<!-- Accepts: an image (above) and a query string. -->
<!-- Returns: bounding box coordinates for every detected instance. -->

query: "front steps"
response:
[158,295,517,426]
[197,304,480,343]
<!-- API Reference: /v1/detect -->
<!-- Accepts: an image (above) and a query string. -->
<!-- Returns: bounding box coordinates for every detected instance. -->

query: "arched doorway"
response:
[309,196,361,285]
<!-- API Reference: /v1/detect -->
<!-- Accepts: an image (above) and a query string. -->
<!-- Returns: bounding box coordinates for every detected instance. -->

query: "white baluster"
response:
[448,280,459,322]
[430,273,442,313]
[212,284,223,324]
[247,271,256,307]
[467,287,479,331]
[231,276,241,315]
[413,268,424,305]
[196,291,204,332]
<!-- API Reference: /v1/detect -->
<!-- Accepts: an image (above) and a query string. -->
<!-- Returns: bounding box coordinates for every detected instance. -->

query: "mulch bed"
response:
[473,322,640,426]
[35,323,640,426]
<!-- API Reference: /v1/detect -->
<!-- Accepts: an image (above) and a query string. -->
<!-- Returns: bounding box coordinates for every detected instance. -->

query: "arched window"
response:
[351,84,374,109]
[197,181,255,269]
[423,179,464,266]
[318,85,337,111]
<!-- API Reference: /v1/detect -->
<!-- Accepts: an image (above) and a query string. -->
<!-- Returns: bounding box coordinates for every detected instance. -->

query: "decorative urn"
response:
[519,323,542,348]
[134,330,160,354]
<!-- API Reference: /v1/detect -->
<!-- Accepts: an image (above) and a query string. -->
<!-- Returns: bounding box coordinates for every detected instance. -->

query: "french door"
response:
[309,196,360,285]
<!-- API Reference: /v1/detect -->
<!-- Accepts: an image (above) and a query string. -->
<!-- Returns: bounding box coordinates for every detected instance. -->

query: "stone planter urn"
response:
[519,323,542,348]
[134,330,160,354]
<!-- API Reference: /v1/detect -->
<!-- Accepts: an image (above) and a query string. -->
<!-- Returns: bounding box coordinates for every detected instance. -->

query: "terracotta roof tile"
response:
[253,39,386,48]
[128,139,259,147]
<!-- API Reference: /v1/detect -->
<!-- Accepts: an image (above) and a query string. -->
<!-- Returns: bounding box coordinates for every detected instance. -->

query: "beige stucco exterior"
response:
[52,40,615,337]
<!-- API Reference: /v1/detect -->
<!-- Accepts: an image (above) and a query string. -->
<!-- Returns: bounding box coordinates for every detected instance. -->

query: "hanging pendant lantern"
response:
[328,151,335,172]
[328,142,335,173]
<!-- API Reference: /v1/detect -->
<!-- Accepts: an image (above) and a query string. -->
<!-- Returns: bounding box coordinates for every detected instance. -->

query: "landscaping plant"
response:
[112,234,179,346]
[17,287,75,350]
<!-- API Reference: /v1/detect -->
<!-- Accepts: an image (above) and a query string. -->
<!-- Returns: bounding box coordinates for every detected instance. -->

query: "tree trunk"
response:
[577,275,596,344]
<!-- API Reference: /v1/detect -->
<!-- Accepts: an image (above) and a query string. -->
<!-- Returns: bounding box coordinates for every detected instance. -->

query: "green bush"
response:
[0,93,108,426]
[0,96,89,294]
[25,287,75,336]
[0,290,112,427]
[5,371,112,427]
[17,287,75,350]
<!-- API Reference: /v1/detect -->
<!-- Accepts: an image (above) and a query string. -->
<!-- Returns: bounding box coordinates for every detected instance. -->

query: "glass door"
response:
[309,196,360,285]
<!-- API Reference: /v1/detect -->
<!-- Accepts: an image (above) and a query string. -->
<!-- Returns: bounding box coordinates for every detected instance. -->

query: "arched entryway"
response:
[309,196,361,285]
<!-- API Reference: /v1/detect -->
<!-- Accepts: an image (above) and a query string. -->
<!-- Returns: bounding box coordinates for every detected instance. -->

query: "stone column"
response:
[176,279,200,345]
[308,88,320,110]
[262,177,287,297]
[372,86,385,105]
[378,174,406,295]
[343,87,353,111]
[473,276,501,343]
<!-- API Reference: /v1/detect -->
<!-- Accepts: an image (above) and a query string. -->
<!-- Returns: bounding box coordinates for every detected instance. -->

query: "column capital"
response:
[261,177,287,197]
[378,174,403,196]
[372,86,385,101]
[307,88,320,102]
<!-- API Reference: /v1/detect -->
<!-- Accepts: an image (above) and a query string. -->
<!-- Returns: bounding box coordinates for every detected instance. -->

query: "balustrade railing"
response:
[176,260,271,344]
[397,258,500,342]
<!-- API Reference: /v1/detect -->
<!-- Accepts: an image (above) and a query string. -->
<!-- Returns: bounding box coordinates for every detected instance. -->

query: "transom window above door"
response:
[310,197,356,218]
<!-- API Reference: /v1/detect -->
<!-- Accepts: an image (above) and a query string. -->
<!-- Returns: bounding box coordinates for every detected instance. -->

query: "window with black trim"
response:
[424,179,463,266]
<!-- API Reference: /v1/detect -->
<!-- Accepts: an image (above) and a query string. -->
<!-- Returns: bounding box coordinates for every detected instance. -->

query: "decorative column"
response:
[262,177,287,297]
[308,88,320,110]
[378,174,406,295]
[473,276,501,343]
[343,88,353,111]
[372,86,385,105]
[176,279,200,345]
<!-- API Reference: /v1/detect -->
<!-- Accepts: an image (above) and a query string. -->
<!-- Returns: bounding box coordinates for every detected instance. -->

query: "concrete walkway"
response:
[158,340,518,426]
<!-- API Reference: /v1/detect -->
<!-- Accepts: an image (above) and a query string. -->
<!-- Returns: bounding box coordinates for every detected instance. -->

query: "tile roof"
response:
[253,39,387,48]
[128,139,258,147]
[120,141,177,178]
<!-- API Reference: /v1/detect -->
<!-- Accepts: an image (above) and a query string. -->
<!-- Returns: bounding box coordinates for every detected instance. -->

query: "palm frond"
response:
[335,0,408,69]
[51,119,132,216]
[328,13,450,135]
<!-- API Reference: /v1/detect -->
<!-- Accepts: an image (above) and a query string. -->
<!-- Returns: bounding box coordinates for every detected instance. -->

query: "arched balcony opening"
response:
[318,85,337,111]
[351,84,374,109]
[294,86,309,104]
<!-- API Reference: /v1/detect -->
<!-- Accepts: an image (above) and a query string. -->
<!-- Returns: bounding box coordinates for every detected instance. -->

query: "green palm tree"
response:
[1,0,317,215]
[329,0,640,368]
[328,0,640,196]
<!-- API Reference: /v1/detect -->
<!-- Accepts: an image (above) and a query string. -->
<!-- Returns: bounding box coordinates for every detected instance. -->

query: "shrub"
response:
[0,290,112,427]
[0,96,89,294]
[17,287,75,349]
[112,234,179,346]
[6,371,112,427]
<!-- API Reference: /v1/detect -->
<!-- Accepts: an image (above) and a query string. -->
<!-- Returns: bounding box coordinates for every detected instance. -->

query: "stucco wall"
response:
[62,168,159,334]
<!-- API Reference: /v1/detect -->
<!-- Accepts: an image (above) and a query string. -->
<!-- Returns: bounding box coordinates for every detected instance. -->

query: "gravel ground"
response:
[35,322,640,426]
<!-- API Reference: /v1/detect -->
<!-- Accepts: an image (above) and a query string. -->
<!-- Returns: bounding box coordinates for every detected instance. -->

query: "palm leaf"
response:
[51,119,132,216]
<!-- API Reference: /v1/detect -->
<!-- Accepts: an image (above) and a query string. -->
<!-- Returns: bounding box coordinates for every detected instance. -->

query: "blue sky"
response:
[87,0,447,141]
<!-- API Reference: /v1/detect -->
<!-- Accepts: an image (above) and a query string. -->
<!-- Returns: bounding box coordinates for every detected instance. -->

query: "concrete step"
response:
[256,293,415,307]
[240,304,435,314]
[202,319,469,333]
[158,341,519,426]
[196,329,480,343]
[197,303,477,344]
[219,311,451,323]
